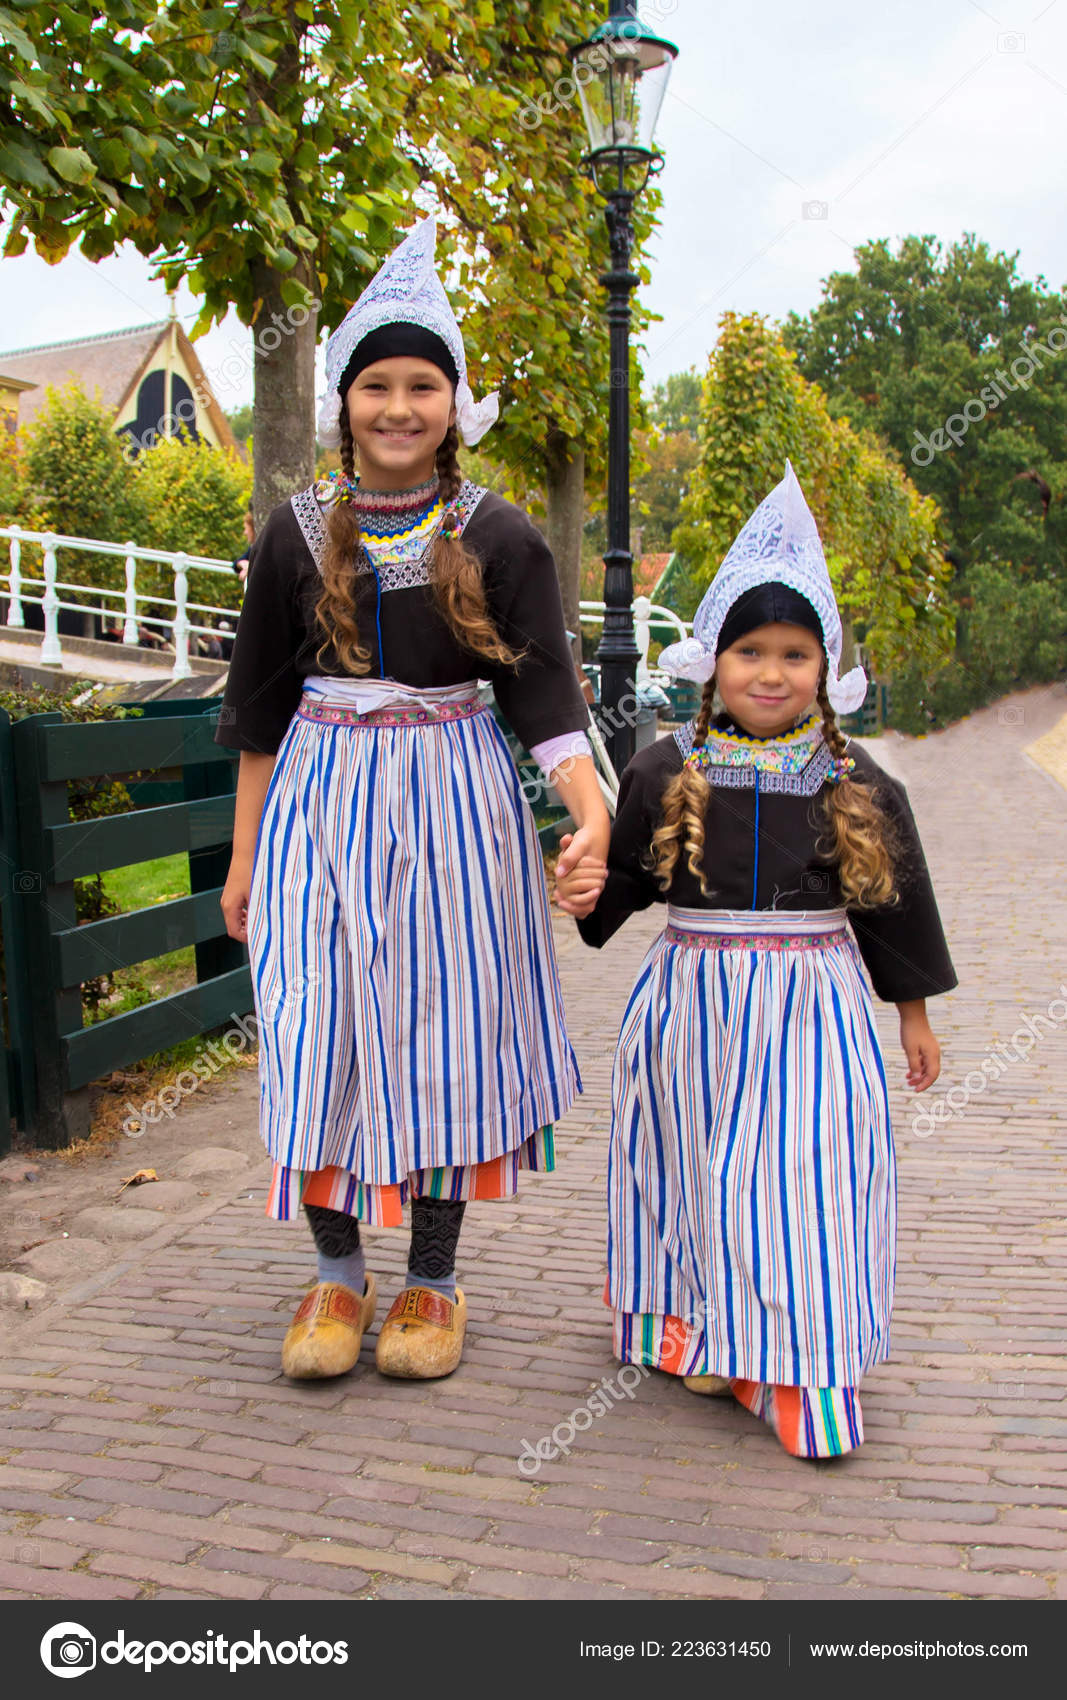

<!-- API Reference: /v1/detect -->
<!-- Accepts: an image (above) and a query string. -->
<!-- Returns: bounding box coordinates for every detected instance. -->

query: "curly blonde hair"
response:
[312,409,524,676]
[650,668,900,907]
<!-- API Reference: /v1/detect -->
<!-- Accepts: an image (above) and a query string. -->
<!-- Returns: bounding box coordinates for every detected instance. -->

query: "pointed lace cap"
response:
[658,460,868,714]
[316,215,499,451]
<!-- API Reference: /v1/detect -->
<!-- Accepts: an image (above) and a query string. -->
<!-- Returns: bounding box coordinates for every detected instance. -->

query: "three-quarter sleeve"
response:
[577,750,668,949]
[478,504,589,750]
[213,504,307,755]
[846,757,958,1003]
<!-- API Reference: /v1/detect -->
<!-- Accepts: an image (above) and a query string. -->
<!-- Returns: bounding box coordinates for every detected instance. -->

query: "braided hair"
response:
[313,408,523,675]
[650,676,718,897]
[814,674,899,907]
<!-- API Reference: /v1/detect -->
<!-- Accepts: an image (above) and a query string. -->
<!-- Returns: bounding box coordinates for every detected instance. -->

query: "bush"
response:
[22,380,143,545]
[888,560,1067,730]
[132,433,252,562]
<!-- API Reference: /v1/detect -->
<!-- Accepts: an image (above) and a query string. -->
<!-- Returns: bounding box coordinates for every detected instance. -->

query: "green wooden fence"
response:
[3,698,248,1151]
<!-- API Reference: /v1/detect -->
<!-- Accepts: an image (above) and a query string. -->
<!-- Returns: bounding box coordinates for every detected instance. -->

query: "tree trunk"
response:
[544,428,585,663]
[250,257,318,532]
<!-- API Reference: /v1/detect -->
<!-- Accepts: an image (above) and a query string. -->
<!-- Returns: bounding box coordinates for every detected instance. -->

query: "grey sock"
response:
[305,1205,367,1296]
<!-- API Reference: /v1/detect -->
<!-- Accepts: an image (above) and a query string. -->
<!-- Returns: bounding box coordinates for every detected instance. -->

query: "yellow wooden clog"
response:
[375,1284,467,1379]
[682,1374,733,1396]
[281,1275,378,1379]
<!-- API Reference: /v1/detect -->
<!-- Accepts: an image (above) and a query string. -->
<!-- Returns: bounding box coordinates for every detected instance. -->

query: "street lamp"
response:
[571,0,678,775]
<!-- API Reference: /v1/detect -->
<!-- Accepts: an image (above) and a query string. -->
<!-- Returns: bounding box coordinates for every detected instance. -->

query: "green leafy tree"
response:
[783,234,1067,579]
[673,313,953,680]
[133,435,251,561]
[224,403,254,455]
[19,381,144,618]
[132,433,252,622]
[2,0,661,644]
[0,423,30,527]
[649,367,701,436]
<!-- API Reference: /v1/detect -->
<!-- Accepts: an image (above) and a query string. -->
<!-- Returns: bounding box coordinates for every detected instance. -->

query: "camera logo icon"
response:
[40,1622,97,1679]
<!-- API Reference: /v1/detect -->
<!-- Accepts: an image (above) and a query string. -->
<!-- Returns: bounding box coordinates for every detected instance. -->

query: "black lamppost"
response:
[571,1,677,775]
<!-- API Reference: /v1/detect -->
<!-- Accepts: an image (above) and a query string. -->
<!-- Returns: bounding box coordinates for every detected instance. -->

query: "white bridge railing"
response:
[579,596,692,685]
[0,525,695,690]
[1,524,237,681]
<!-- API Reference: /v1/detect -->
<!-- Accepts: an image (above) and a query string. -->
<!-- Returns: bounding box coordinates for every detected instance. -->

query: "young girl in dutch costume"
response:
[218,218,609,1381]
[556,464,956,1457]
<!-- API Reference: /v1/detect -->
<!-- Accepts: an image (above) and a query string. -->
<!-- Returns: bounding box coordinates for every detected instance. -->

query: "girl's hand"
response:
[221,863,253,943]
[553,832,607,919]
[556,819,610,877]
[898,1000,941,1091]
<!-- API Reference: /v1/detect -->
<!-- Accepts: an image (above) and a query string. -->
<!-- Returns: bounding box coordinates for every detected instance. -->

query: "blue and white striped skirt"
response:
[246,690,581,1210]
[607,906,895,1388]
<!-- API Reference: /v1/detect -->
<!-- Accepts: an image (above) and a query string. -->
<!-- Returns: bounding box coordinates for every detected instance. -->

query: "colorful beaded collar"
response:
[674,712,856,796]
[314,470,463,540]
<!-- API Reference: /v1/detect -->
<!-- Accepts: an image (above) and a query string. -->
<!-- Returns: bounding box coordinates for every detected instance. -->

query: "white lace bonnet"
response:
[658,460,869,714]
[317,215,499,451]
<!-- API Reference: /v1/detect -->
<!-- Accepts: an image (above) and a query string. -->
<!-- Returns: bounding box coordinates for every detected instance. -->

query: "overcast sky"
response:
[2,0,1065,412]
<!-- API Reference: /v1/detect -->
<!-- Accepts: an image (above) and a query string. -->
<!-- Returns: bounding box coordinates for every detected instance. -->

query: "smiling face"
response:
[344,356,457,489]
[715,621,825,738]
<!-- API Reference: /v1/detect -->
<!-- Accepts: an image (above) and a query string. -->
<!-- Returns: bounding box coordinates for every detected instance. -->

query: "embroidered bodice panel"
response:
[673,713,837,797]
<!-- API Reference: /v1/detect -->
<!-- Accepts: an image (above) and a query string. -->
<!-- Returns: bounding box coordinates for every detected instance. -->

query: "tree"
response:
[21,381,140,543]
[2,1,660,639]
[224,403,254,455]
[783,234,1067,581]
[649,367,701,436]
[672,313,953,680]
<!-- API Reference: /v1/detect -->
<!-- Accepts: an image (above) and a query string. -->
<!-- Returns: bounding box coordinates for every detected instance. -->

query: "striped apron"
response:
[247,678,581,1225]
[607,905,895,1391]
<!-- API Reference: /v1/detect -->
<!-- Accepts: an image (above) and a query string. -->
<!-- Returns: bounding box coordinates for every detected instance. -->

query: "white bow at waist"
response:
[301,676,482,716]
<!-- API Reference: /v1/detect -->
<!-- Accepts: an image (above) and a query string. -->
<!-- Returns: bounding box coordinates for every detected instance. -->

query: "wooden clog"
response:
[281,1275,378,1380]
[682,1373,733,1395]
[375,1285,467,1379]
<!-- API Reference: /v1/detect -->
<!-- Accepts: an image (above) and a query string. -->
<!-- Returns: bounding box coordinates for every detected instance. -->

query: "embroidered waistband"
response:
[664,905,849,951]
[297,695,488,728]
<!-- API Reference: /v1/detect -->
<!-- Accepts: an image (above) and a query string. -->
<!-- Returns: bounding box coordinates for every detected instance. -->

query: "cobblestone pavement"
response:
[1,686,1065,1602]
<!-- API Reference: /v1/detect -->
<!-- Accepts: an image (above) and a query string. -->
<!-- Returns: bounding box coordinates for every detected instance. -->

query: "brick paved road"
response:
[2,686,1065,1601]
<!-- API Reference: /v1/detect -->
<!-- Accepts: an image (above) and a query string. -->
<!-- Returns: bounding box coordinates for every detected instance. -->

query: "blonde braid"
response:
[816,675,899,907]
[650,679,717,896]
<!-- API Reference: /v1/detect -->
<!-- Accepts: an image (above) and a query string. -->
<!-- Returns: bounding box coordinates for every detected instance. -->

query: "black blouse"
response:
[576,729,957,1005]
[213,483,587,757]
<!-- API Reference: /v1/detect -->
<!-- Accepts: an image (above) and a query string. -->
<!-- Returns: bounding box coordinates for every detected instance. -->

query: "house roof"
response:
[0,322,170,427]
[633,552,674,599]
[0,320,237,452]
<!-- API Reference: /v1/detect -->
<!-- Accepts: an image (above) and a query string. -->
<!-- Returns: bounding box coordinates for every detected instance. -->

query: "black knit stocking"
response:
[407,1198,465,1298]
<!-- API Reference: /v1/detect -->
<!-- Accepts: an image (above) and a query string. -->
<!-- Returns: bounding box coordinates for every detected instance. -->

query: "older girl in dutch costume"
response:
[218,219,609,1380]
[558,465,956,1457]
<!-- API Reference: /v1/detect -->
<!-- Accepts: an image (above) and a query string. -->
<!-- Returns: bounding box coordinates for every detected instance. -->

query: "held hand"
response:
[900,1007,941,1092]
[556,819,610,878]
[553,832,607,919]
